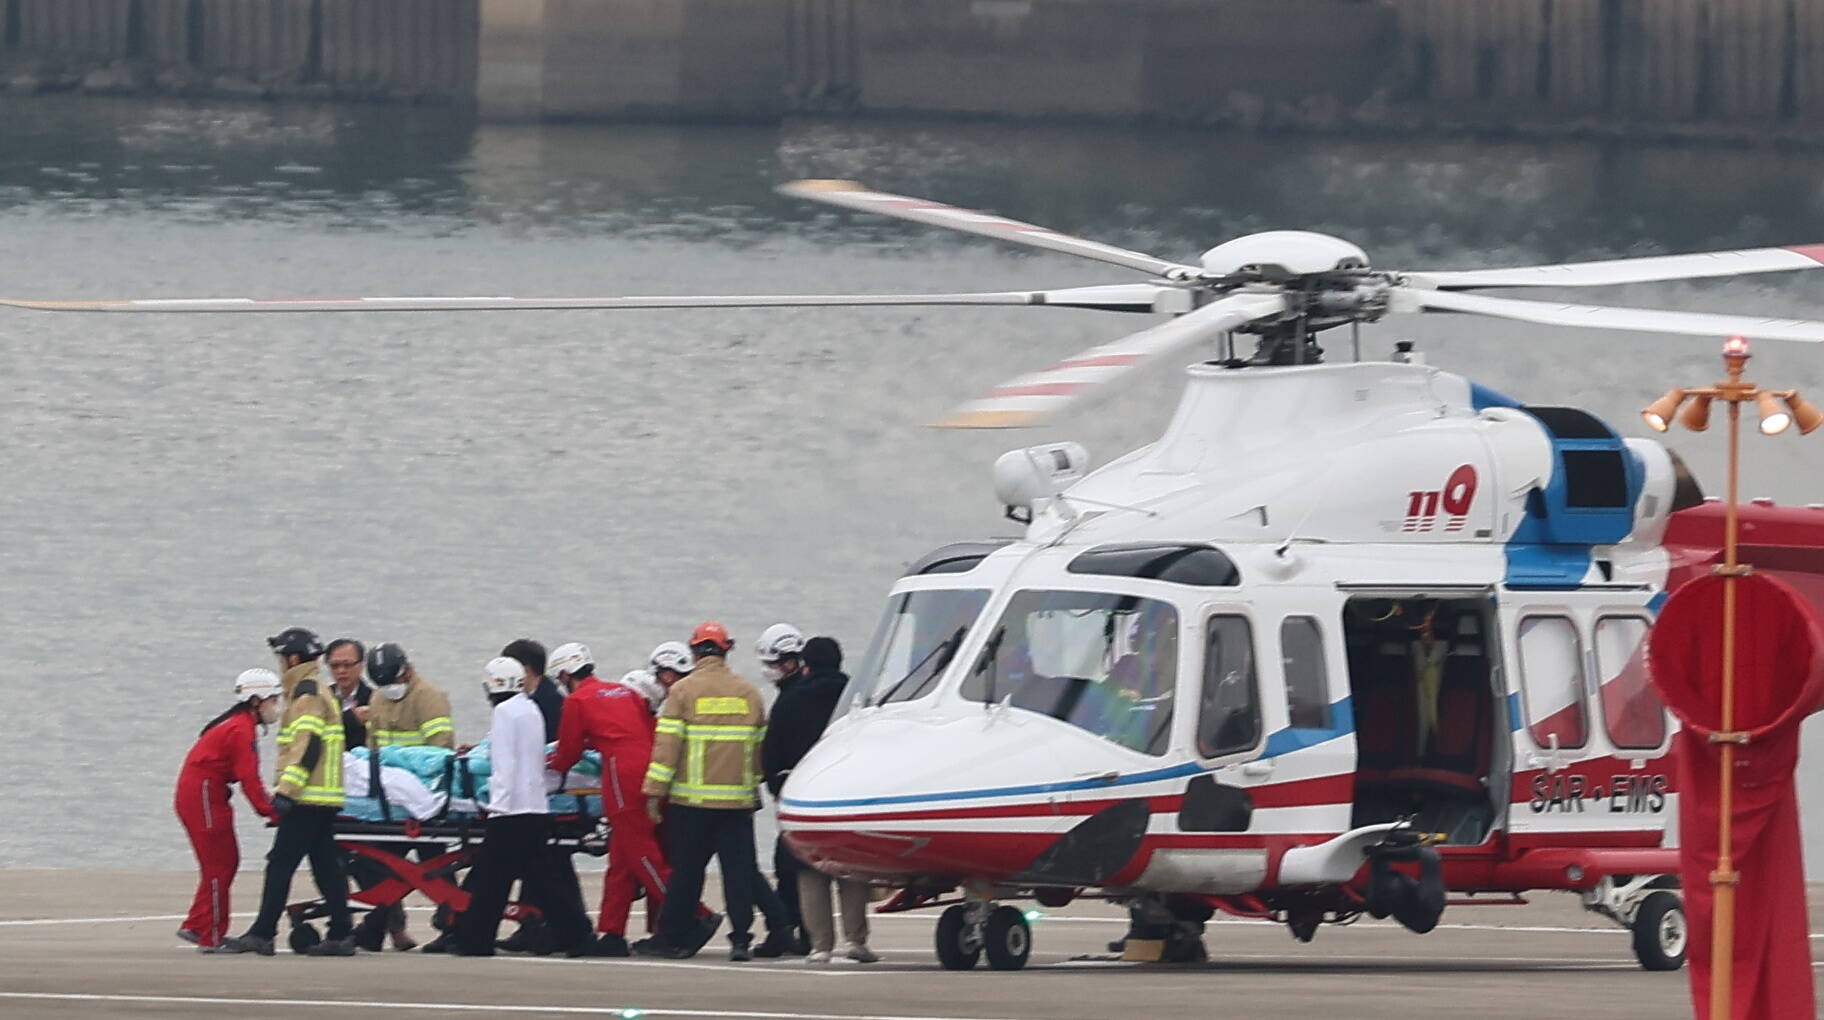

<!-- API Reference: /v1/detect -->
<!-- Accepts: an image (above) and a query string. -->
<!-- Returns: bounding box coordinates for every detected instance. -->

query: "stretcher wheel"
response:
[934,905,981,970]
[983,905,1031,971]
[288,923,322,955]
[1631,891,1687,972]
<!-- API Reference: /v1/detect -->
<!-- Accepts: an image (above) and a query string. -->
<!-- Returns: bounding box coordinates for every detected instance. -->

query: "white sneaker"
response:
[804,950,832,965]
[844,943,880,964]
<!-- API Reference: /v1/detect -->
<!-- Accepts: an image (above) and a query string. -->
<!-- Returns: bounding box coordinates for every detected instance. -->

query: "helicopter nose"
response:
[777,706,1166,883]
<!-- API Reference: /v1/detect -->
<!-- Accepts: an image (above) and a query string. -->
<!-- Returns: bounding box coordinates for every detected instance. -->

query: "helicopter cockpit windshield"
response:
[961,591,1178,756]
[845,588,993,714]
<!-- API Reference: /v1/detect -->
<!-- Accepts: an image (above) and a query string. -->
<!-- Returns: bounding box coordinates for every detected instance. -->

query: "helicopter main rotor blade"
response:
[937,290,1290,429]
[0,284,1184,315]
[1408,244,1824,290]
[1402,288,1824,343]
[780,179,1207,281]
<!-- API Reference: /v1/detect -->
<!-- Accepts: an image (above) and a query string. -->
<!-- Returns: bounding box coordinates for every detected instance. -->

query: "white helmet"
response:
[549,642,594,678]
[482,656,525,696]
[616,668,667,710]
[235,667,283,703]
[755,623,806,664]
[649,641,695,676]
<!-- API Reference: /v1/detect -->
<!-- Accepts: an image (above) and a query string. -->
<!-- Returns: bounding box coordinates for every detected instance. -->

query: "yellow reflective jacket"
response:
[642,656,766,809]
[366,670,455,750]
[275,661,346,807]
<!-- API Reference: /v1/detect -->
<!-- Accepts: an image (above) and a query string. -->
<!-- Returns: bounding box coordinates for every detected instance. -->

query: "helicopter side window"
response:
[1198,616,1260,759]
[1280,616,1331,730]
[961,590,1177,756]
[1594,616,1666,749]
[1516,615,1589,750]
[843,588,991,717]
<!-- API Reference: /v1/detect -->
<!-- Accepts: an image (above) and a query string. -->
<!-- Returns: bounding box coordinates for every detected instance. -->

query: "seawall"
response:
[2,2,1821,144]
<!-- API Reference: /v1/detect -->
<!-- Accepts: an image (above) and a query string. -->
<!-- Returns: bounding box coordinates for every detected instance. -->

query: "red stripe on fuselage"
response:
[1785,243,1824,264]
[779,773,1356,827]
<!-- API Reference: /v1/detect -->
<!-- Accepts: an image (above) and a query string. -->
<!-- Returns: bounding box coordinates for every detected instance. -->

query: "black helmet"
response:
[267,627,324,660]
[366,642,409,687]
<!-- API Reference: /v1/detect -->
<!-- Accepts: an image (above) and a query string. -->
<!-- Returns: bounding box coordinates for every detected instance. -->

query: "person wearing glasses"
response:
[324,639,373,751]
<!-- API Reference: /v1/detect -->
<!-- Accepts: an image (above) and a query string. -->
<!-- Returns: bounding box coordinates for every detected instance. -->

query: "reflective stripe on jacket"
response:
[274,661,346,807]
[642,656,765,809]
[366,671,455,750]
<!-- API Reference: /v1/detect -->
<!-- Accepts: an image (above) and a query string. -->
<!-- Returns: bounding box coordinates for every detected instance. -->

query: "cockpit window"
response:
[960,590,1177,756]
[842,588,992,715]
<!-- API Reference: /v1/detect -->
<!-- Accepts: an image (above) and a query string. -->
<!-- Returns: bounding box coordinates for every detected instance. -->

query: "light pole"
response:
[1640,335,1821,1018]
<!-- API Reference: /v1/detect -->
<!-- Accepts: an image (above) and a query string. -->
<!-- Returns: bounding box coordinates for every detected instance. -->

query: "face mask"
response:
[258,700,281,725]
[380,683,409,702]
[761,663,783,683]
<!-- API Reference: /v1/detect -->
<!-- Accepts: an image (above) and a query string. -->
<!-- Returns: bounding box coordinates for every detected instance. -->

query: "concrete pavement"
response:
[2,870,1819,1019]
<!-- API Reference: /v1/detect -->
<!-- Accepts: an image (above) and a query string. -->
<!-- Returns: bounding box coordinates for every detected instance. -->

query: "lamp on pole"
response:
[1640,335,1821,1017]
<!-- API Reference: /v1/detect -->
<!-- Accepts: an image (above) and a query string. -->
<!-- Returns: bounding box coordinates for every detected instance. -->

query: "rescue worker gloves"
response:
[646,796,664,824]
[272,794,294,815]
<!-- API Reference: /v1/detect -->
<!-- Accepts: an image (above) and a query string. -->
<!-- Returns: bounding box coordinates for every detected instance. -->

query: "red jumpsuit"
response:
[173,708,276,946]
[551,678,702,936]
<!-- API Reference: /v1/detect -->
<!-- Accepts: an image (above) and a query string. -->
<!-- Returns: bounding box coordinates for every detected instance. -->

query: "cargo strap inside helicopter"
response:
[1345,596,1499,844]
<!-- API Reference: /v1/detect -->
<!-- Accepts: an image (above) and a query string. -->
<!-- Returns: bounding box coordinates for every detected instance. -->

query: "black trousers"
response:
[454,813,591,954]
[660,805,762,945]
[249,804,351,940]
[772,834,805,935]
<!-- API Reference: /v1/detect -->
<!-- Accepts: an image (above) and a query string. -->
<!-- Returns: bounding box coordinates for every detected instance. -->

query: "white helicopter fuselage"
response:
[780,361,1690,902]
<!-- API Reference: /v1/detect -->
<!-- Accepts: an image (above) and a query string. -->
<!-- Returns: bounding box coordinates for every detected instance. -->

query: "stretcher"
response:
[280,751,609,954]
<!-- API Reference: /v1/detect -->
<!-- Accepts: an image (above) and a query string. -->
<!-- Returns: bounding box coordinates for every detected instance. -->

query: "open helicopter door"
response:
[1338,588,1508,847]
[1498,591,1674,848]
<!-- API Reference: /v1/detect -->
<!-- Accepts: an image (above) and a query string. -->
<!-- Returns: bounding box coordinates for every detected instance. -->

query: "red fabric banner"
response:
[1649,571,1824,1020]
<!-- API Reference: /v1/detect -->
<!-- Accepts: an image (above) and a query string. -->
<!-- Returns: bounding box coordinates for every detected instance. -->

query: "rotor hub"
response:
[1199,231,1370,279]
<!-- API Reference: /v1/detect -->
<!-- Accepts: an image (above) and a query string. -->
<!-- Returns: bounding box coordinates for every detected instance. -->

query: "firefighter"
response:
[175,668,282,950]
[636,622,779,961]
[217,627,355,956]
[364,642,454,751]
[548,645,719,956]
[352,641,454,950]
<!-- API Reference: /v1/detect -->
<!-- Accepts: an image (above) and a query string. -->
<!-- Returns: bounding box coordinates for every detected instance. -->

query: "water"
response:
[3,95,1823,873]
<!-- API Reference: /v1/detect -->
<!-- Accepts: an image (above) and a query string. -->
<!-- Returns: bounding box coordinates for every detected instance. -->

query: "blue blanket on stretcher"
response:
[342,744,603,821]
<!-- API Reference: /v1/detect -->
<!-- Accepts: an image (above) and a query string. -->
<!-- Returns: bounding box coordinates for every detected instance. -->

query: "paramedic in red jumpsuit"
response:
[550,663,712,956]
[174,668,283,949]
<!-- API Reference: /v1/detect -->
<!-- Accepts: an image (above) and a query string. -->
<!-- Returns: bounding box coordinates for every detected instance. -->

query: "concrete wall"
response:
[6,0,1824,135]
[1,0,476,99]
[480,0,787,121]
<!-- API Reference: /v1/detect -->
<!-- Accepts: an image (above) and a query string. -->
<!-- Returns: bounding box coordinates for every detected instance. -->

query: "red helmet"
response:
[689,621,734,654]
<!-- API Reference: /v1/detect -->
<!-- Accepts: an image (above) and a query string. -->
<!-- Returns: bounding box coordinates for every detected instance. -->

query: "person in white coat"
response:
[449,657,595,956]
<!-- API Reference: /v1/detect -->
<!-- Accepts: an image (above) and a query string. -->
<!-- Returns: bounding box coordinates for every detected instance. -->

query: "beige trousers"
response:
[797,870,870,952]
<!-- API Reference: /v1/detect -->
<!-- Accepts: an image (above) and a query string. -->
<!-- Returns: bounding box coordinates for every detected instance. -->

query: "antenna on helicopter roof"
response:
[1392,339,1425,365]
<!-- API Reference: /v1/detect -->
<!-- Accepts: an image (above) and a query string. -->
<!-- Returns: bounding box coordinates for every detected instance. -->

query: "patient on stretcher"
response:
[340,745,605,822]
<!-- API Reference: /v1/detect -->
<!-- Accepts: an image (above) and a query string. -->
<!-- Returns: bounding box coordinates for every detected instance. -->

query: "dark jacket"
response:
[335,681,373,751]
[531,677,565,742]
[761,668,849,798]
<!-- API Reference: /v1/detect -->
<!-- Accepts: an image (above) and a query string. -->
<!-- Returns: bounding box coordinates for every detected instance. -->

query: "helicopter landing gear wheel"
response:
[1631,891,1687,972]
[288,922,321,955]
[935,904,983,970]
[983,905,1032,971]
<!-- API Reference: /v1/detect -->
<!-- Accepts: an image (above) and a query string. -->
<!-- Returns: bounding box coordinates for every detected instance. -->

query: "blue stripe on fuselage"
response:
[782,696,1354,810]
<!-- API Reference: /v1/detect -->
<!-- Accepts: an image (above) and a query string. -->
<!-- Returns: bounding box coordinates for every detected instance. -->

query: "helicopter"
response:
[8,181,1824,973]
